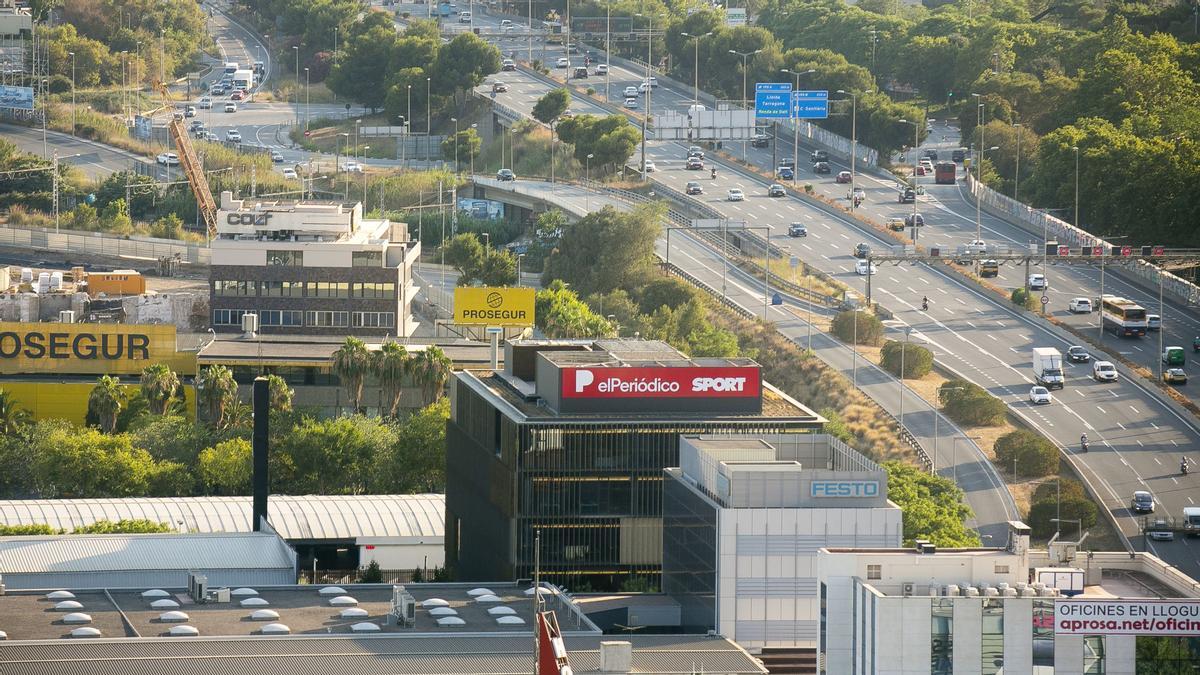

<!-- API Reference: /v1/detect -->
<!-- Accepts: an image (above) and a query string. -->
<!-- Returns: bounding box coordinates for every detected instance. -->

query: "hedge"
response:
[995,429,1061,478]
[937,378,1007,426]
[880,340,933,378]
[831,309,884,346]
[1011,287,1039,310]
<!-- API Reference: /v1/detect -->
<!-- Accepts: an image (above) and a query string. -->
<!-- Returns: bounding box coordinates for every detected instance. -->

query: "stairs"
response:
[757,647,818,674]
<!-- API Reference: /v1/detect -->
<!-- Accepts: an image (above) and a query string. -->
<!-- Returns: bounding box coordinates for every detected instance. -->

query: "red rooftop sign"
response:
[561,366,762,399]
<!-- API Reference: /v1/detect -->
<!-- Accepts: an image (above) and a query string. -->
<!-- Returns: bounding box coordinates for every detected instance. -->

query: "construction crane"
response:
[154,81,218,237]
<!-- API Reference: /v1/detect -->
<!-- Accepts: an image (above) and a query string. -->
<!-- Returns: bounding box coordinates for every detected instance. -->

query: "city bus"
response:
[544,20,563,43]
[934,161,957,184]
[1101,295,1148,337]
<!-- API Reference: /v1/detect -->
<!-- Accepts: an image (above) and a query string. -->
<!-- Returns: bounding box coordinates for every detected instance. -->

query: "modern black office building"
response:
[444,339,825,589]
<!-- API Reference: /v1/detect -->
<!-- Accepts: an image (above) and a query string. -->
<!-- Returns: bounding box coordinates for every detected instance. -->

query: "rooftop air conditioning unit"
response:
[391,585,416,626]
[945,584,959,597]
[901,582,915,597]
[59,310,75,324]
[213,587,231,603]
[188,572,208,603]
[983,587,1000,597]
[964,587,980,597]
[241,313,259,338]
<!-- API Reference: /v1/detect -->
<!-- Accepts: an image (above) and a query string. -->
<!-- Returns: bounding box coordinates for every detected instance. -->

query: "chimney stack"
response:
[252,377,270,531]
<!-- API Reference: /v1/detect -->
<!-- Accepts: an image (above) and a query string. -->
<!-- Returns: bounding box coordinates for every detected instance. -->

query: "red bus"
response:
[934,161,957,184]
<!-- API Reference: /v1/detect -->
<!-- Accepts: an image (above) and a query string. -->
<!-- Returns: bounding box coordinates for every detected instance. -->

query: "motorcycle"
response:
[921,298,929,311]
[711,168,717,180]
[1184,461,1190,476]
[1081,440,1088,453]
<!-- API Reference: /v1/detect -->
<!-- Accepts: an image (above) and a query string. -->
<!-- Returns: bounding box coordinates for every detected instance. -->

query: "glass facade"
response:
[1033,598,1055,668]
[1083,635,1106,674]
[662,472,717,631]
[931,598,953,674]
[1136,636,1200,673]
[981,598,1005,674]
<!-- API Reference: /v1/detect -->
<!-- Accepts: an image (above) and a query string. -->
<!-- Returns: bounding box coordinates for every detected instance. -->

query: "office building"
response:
[210,192,419,336]
[444,339,825,588]
[662,435,902,649]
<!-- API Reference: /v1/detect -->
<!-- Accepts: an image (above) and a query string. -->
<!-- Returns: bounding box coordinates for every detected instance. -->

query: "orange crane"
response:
[155,81,218,237]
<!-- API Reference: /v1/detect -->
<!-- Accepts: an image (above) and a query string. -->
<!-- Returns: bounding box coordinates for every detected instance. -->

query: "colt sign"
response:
[562,366,761,399]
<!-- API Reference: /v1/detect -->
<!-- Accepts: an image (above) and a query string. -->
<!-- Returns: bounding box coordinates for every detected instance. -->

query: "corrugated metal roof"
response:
[0,532,295,573]
[0,495,445,541]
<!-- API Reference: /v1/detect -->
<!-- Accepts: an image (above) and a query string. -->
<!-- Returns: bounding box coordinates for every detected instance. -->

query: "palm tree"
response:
[332,336,372,411]
[139,363,180,416]
[411,345,452,406]
[197,365,238,429]
[267,374,293,412]
[0,389,30,435]
[374,341,410,417]
[88,376,125,433]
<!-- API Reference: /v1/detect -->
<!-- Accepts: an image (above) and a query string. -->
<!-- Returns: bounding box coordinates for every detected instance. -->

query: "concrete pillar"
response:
[951,598,983,675]
[1003,598,1032,673]
[1054,633,1084,675]
[1105,634,1136,674]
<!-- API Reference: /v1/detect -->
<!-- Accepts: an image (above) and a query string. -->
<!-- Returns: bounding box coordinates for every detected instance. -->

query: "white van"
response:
[1092,360,1118,382]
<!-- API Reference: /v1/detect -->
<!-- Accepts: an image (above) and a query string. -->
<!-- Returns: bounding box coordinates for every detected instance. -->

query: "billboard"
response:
[454,286,536,327]
[0,322,196,376]
[570,16,632,34]
[456,198,505,221]
[1055,600,1200,636]
[562,366,761,399]
[726,7,747,26]
[0,84,34,111]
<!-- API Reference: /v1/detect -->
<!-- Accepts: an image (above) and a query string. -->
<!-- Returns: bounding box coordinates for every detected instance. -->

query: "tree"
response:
[0,389,30,435]
[276,416,397,494]
[327,25,399,110]
[440,233,485,283]
[532,88,571,124]
[129,415,206,465]
[73,519,173,534]
[440,127,482,166]
[139,364,180,416]
[831,310,884,345]
[197,365,239,430]
[880,340,933,378]
[536,281,615,338]
[376,398,450,492]
[410,565,425,582]
[87,375,125,433]
[30,422,158,498]
[410,346,452,406]
[374,341,411,418]
[938,379,1007,426]
[884,461,980,547]
[198,438,252,495]
[542,204,664,297]
[554,114,641,173]
[267,374,294,412]
[332,337,372,411]
[995,430,1060,478]
[431,32,501,98]
[361,559,384,582]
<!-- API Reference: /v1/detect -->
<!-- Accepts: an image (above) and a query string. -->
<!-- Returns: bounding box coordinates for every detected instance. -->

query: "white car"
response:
[644,76,659,88]
[640,160,656,173]
[198,97,212,109]
[1068,297,1092,313]
[855,259,877,276]
[623,97,638,109]
[727,188,745,202]
[225,130,241,142]
[966,239,987,254]
[596,64,608,75]
[500,19,513,29]
[1093,360,1118,382]
[1029,386,1052,405]
[224,102,237,113]
[638,81,651,92]
[155,152,179,166]
[851,186,866,201]
[340,160,363,173]
[623,86,638,98]
[1029,273,1047,290]
[282,167,298,180]
[556,57,570,68]
[501,59,516,71]
[458,11,471,22]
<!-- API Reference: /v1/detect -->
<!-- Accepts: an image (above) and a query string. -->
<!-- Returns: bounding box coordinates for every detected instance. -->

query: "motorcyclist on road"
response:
[921,296,929,311]
[1183,457,1190,475]
[1081,433,1088,452]
[711,167,717,179]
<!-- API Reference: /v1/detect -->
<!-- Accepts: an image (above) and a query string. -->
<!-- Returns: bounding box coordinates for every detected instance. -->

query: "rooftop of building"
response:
[0,582,593,642]
[198,336,494,368]
[0,634,766,675]
[0,494,445,541]
[214,193,410,246]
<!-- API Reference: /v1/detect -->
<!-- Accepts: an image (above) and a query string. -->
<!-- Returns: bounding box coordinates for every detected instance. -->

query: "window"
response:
[866,564,881,580]
[1083,636,1105,674]
[931,598,953,675]
[353,311,395,328]
[306,311,348,327]
[352,250,383,267]
[213,309,248,325]
[305,281,350,298]
[214,280,257,296]
[259,310,303,327]
[994,564,1010,574]
[1033,598,1055,668]
[266,250,303,266]
[354,282,396,299]
[260,281,303,297]
[981,598,1004,674]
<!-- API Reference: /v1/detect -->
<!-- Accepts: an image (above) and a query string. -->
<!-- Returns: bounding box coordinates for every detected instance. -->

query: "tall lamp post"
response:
[451,117,459,174]
[899,326,912,435]
[585,152,594,209]
[730,49,762,161]
[782,68,815,182]
[469,123,477,176]
[1013,121,1023,201]
[293,46,300,126]
[1072,145,1080,228]
[635,13,655,182]
[836,89,859,198]
[426,77,431,135]
[898,118,929,240]
[304,67,310,131]
[68,51,75,136]
[971,93,985,240]
[681,31,711,108]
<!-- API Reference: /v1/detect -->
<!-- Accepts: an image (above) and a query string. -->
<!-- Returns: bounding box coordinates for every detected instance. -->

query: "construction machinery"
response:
[155,81,218,237]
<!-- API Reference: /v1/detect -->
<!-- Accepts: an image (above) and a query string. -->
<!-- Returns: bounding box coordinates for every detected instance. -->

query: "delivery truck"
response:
[1032,347,1065,389]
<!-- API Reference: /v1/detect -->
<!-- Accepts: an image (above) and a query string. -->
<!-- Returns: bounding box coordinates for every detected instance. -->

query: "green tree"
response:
[554,114,642,173]
[361,559,384,582]
[327,24,401,109]
[276,415,397,494]
[884,461,980,547]
[831,309,884,345]
[410,346,452,406]
[440,233,485,283]
[139,363,180,416]
[542,204,663,297]
[129,414,206,466]
[197,365,239,430]
[31,422,157,498]
[99,197,133,233]
[87,375,125,433]
[938,379,1007,426]
[374,341,411,418]
[536,281,615,338]
[532,88,571,124]
[0,523,58,536]
[198,438,253,495]
[332,337,373,411]
[0,389,30,435]
[995,429,1060,478]
[376,398,450,492]
[267,374,294,412]
[73,519,174,534]
[880,340,933,378]
[431,32,501,99]
[440,127,482,166]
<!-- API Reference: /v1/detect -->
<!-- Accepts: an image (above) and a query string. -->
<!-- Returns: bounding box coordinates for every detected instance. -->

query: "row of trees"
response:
[330,338,453,414]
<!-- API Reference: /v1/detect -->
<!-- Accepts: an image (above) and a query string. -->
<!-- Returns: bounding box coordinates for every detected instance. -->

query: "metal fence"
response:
[0,224,209,265]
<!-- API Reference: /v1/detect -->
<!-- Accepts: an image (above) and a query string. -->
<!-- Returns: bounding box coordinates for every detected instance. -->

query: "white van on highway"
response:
[1092,360,1118,382]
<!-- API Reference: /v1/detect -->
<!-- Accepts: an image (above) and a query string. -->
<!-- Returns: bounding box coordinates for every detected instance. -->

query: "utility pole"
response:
[730,49,762,161]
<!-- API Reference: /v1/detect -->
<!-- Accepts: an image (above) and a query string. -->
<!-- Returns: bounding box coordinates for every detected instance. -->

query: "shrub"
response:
[1027,497,1098,539]
[1032,477,1086,505]
[360,559,383,583]
[831,309,884,345]
[880,340,933,378]
[1011,287,1038,310]
[994,429,1060,478]
[938,378,1007,426]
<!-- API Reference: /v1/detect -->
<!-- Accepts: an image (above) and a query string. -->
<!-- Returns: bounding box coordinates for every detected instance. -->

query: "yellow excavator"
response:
[155,81,218,238]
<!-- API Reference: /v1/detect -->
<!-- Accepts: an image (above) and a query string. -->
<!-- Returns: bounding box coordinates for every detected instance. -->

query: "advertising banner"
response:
[561,366,761,399]
[1055,600,1200,636]
[0,84,34,111]
[456,198,505,221]
[454,286,535,327]
[725,7,747,26]
[0,322,195,376]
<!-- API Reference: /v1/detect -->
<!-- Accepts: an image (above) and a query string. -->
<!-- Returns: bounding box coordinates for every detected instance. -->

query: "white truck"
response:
[232,69,255,92]
[1032,347,1065,389]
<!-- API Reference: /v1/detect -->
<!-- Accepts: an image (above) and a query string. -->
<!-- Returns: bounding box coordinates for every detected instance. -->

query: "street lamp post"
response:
[782,68,815,183]
[837,89,858,199]
[1073,145,1080,228]
[304,67,310,131]
[971,94,985,240]
[69,51,75,137]
[470,123,477,176]
[898,117,928,240]
[605,0,612,102]
[731,49,763,161]
[1013,122,1022,201]
[585,152,594,209]
[426,77,431,135]
[406,84,412,139]
[899,326,912,434]
[293,46,299,126]
[516,253,525,286]
[1051,517,1082,541]
[681,32,711,108]
[635,13,655,182]
[451,117,459,174]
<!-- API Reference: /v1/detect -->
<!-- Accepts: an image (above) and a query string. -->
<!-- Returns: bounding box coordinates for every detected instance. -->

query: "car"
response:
[813,162,831,174]
[687,146,704,159]
[915,164,927,176]
[172,111,184,121]
[886,217,906,231]
[224,102,237,113]
[855,259,878,276]
[556,57,570,68]
[851,186,866,201]
[500,19,513,29]
[1067,345,1091,363]
[788,223,808,237]
[270,151,284,163]
[899,187,916,203]
[640,160,656,173]
[231,90,244,101]
[685,157,704,170]
[980,259,999,277]
[923,149,938,161]
[685,181,703,195]
[502,59,516,71]
[492,81,509,93]
[751,133,770,148]
[644,76,658,88]
[573,66,588,79]
[1068,297,1093,313]
[811,149,829,163]
[1093,360,1118,382]
[184,105,196,117]
[188,119,204,130]
[497,168,516,181]
[596,64,609,75]
[1029,386,1052,405]
[155,152,179,166]
[1148,521,1175,541]
[904,213,925,229]
[197,97,212,109]
[458,10,471,22]
[835,170,852,184]
[920,159,934,173]
[853,242,871,259]
[1028,273,1047,291]
[1164,368,1188,385]
[1148,314,1162,331]
[779,157,796,169]
[623,97,638,109]
[966,239,988,254]
[778,166,794,180]
[768,184,786,197]
[340,160,363,173]
[638,81,651,93]
[281,167,298,180]
[1129,490,1153,513]
[203,131,220,142]
[952,147,967,162]
[210,84,226,95]
[726,188,745,202]
[623,86,638,98]
[225,130,241,142]
[1163,346,1186,366]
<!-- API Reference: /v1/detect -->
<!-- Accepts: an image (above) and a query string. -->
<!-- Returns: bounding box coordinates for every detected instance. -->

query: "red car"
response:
[685,157,704,170]
[835,171,852,184]
[231,91,244,101]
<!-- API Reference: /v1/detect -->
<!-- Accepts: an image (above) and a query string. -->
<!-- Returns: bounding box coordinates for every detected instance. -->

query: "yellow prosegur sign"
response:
[454,287,536,327]
[0,322,197,376]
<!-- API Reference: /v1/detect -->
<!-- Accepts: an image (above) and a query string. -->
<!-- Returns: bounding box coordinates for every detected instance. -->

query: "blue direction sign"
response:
[791,90,829,119]
[754,82,793,119]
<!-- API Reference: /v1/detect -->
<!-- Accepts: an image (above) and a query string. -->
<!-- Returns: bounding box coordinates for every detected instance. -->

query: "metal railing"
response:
[0,223,209,264]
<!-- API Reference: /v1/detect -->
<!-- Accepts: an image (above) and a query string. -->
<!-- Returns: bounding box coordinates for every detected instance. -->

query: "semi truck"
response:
[1032,347,1065,389]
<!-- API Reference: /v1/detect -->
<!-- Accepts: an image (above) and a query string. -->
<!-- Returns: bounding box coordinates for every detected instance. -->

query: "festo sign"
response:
[561,366,761,399]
